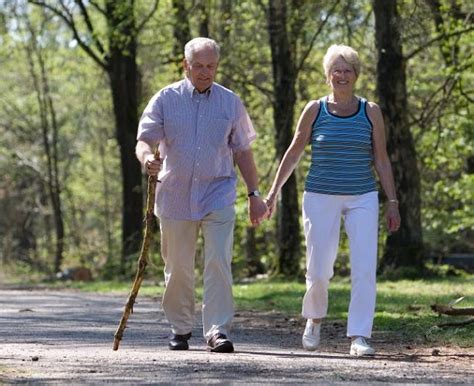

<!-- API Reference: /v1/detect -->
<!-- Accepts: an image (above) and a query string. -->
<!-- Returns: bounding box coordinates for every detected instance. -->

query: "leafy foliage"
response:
[0,0,472,279]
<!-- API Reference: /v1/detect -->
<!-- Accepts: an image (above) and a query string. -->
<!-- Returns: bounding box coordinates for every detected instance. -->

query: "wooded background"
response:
[0,0,472,280]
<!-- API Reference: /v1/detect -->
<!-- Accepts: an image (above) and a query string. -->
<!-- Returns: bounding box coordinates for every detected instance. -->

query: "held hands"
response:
[264,192,278,219]
[247,191,277,226]
[144,153,162,177]
[248,196,269,227]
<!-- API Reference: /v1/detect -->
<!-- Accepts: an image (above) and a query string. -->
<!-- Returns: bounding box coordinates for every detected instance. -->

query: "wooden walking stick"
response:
[113,149,160,351]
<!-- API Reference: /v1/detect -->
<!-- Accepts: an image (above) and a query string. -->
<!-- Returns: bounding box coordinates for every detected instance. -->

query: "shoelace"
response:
[306,322,319,335]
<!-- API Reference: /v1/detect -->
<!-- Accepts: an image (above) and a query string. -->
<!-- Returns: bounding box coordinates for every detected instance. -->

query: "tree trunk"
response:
[245,227,264,277]
[373,0,425,269]
[46,62,65,273]
[216,0,232,88]
[172,0,191,75]
[197,0,210,37]
[25,18,65,273]
[29,0,149,274]
[99,140,113,266]
[50,174,65,273]
[106,0,143,272]
[268,0,301,277]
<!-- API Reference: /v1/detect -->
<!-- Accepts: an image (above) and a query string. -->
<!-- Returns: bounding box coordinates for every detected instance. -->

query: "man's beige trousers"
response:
[159,205,235,340]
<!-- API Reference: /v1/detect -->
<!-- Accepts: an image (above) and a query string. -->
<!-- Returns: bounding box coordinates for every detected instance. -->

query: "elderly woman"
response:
[265,44,400,356]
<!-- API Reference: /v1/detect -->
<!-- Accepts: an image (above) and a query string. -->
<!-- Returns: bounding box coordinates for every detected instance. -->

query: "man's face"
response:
[184,47,219,92]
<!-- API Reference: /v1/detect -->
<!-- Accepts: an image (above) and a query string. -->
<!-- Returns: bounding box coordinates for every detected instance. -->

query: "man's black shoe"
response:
[207,333,234,353]
[168,332,192,350]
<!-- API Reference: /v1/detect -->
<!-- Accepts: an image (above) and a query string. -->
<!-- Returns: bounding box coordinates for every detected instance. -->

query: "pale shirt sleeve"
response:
[229,96,256,151]
[136,91,165,144]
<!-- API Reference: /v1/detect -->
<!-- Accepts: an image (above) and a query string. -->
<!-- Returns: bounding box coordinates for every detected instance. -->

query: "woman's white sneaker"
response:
[350,337,375,356]
[302,319,320,351]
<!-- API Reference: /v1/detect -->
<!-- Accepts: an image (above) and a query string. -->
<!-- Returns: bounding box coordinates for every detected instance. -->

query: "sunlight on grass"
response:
[62,275,473,347]
[232,277,474,347]
[233,281,305,312]
[374,278,474,346]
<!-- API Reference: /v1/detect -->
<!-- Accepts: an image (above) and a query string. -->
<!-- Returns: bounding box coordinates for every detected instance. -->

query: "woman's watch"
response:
[247,190,261,198]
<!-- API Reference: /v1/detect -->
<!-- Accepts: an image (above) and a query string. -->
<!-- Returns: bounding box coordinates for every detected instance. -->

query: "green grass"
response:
[375,278,474,347]
[236,277,474,347]
[22,275,474,348]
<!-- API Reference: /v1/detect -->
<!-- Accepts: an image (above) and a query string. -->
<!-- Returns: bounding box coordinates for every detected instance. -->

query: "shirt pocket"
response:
[208,118,232,149]
[200,118,233,179]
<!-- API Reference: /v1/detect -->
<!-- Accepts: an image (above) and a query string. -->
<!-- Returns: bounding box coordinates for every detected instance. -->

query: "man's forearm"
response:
[234,148,259,192]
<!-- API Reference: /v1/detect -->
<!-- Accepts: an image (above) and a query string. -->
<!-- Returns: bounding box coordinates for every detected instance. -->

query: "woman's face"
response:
[327,56,357,92]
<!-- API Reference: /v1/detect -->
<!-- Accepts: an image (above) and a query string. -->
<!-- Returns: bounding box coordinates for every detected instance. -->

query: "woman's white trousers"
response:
[302,191,379,338]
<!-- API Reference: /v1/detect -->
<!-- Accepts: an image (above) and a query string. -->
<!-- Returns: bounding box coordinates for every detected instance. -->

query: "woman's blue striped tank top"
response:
[304,96,377,195]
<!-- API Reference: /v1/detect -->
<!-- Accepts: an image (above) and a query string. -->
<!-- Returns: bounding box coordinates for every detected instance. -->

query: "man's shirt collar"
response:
[184,76,213,99]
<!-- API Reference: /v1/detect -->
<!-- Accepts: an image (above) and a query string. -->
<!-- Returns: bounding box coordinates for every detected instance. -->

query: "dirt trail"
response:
[0,288,472,384]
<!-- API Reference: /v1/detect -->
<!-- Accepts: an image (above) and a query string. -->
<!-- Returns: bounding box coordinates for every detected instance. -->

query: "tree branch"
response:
[0,98,37,137]
[459,79,474,103]
[405,26,474,61]
[12,150,45,180]
[89,0,106,15]
[137,0,160,33]
[431,304,474,316]
[410,75,456,129]
[295,0,340,77]
[74,0,107,58]
[28,0,108,71]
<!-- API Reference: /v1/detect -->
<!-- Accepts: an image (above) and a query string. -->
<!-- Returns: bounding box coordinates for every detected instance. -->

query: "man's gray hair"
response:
[184,37,220,62]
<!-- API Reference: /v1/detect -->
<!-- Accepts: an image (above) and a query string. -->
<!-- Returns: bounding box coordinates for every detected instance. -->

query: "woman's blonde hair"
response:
[323,44,361,80]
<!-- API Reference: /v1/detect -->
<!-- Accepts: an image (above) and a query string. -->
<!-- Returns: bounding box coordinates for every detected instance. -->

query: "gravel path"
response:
[0,288,472,384]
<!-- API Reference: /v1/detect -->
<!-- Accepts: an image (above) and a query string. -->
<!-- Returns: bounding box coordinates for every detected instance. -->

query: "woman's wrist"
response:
[388,199,399,204]
[266,190,277,201]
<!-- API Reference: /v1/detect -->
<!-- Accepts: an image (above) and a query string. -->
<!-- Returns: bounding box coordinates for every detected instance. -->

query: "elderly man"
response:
[136,37,268,353]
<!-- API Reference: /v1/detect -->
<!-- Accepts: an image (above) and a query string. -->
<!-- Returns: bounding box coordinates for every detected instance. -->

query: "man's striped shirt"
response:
[137,78,256,220]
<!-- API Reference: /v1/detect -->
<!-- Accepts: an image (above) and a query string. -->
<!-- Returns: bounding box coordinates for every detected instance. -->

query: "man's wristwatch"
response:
[247,190,261,198]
